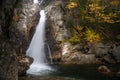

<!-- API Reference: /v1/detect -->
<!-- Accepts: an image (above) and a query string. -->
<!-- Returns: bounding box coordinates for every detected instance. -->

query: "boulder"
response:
[98,65,120,78]
[98,65,111,74]
[18,56,33,76]
[78,54,97,64]
[112,46,120,63]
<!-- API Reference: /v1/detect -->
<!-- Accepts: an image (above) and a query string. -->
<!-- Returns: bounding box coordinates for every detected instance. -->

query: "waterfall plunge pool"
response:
[19,64,120,80]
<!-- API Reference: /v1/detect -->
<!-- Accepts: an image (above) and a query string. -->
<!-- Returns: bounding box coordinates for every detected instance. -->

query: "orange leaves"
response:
[12,14,19,22]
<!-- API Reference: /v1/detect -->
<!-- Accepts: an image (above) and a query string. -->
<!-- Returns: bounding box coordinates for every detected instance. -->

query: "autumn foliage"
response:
[64,0,120,44]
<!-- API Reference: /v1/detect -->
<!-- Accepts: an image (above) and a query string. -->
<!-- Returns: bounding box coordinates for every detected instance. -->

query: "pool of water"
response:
[19,64,120,80]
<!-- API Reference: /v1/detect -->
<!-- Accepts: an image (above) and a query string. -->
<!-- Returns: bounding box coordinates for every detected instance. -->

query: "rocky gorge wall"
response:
[45,0,120,64]
[0,0,18,80]
[0,0,120,79]
[0,0,61,79]
[0,0,41,79]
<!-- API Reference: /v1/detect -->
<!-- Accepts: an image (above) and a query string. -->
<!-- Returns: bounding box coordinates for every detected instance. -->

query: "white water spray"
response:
[33,0,38,3]
[45,43,53,64]
[26,9,52,74]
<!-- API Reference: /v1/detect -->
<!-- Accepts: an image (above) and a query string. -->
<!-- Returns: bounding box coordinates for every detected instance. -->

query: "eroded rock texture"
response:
[0,0,18,80]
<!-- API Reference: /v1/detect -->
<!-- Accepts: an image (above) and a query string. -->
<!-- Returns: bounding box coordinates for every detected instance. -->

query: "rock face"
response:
[0,0,18,80]
[18,56,33,76]
[45,0,70,63]
[9,0,41,77]
[0,41,18,80]
[0,0,40,79]
[0,0,120,79]
[44,0,120,64]
[112,46,120,63]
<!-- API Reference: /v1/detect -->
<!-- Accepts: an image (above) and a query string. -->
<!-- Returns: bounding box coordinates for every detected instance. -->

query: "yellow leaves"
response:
[68,35,80,44]
[110,0,120,7]
[66,1,78,9]
[100,13,118,23]
[66,25,84,44]
[76,25,83,31]
[88,3,105,13]
[85,28,101,43]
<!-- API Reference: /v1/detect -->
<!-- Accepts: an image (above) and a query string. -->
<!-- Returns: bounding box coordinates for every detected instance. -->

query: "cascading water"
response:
[26,0,53,74]
[33,0,38,3]
[45,43,53,64]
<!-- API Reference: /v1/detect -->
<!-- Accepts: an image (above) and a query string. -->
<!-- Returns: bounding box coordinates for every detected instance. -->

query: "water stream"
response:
[45,43,53,64]
[26,0,53,75]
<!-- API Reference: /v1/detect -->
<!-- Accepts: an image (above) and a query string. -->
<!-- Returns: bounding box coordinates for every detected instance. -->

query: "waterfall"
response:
[45,43,53,64]
[33,0,38,3]
[26,0,53,74]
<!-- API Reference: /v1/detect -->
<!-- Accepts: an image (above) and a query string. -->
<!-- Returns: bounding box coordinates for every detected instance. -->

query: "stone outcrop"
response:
[45,0,70,63]
[18,56,33,76]
[98,65,120,78]
[0,0,41,79]
[0,40,18,80]
[0,0,19,80]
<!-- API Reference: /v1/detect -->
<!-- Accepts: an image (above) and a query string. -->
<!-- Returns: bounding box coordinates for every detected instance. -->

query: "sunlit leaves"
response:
[64,0,120,44]
[68,35,80,44]
[85,28,101,43]
[88,3,105,12]
[110,0,120,7]
[86,0,120,23]
[66,1,78,9]
[66,25,84,44]
[76,25,84,31]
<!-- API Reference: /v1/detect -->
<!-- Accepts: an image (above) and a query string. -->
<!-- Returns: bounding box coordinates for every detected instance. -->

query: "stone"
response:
[0,0,41,79]
[98,65,120,78]
[112,46,120,62]
[78,54,97,64]
[18,56,33,76]
[62,42,72,56]
[57,20,63,26]
[98,65,111,74]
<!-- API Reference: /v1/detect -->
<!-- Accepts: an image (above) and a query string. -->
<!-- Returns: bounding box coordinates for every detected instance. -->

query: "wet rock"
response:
[98,65,111,74]
[18,56,33,76]
[98,65,120,78]
[112,46,120,63]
